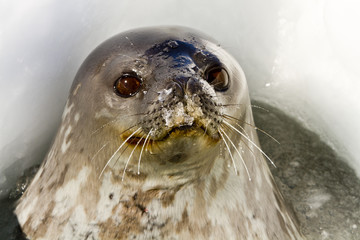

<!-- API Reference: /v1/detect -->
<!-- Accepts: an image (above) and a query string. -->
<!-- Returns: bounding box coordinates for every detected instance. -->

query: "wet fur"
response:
[16,26,304,240]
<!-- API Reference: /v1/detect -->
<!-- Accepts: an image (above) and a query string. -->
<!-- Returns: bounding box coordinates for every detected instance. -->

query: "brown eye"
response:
[114,74,142,97]
[207,67,229,91]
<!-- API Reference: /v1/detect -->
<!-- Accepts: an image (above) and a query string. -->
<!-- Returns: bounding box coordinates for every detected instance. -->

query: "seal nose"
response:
[170,77,201,97]
[166,81,184,98]
[186,77,201,95]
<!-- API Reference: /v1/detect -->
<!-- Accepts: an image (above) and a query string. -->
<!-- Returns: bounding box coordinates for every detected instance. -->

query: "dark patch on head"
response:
[79,148,84,153]
[109,193,114,200]
[144,40,220,69]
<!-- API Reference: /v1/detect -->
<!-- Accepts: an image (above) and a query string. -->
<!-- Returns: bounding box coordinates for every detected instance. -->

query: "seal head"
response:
[16,26,303,240]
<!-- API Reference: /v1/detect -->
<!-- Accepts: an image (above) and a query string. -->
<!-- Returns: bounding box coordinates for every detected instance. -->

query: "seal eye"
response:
[206,67,229,91]
[114,74,142,97]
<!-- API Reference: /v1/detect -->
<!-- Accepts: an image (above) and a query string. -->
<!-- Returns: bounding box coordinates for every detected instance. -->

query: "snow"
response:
[1,0,360,198]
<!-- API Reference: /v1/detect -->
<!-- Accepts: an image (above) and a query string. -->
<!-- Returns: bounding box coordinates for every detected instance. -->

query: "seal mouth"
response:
[126,124,219,146]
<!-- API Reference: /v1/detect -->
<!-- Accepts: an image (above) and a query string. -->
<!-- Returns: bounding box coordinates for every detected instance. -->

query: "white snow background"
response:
[0,0,359,198]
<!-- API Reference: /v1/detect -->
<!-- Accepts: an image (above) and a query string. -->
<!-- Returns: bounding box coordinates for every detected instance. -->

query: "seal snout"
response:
[137,77,223,143]
[168,76,202,96]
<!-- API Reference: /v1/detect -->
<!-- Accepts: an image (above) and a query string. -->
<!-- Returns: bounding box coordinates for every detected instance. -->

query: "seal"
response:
[15,26,304,240]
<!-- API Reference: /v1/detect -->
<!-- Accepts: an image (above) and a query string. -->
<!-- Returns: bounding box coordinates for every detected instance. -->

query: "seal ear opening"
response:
[206,67,229,91]
[114,74,142,97]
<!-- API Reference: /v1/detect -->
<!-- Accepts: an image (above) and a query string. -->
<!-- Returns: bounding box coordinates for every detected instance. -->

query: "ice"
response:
[1,0,360,198]
[306,190,331,210]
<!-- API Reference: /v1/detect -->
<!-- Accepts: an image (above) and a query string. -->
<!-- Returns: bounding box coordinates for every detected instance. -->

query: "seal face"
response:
[15,27,304,240]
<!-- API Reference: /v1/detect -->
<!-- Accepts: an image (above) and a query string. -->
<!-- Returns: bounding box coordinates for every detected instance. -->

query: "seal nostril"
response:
[186,77,202,94]
[166,81,184,98]
[168,77,201,96]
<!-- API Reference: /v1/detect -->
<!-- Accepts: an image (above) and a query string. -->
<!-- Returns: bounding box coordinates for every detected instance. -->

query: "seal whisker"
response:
[151,140,163,153]
[223,115,251,139]
[220,103,245,107]
[202,122,210,137]
[91,119,119,135]
[222,113,246,123]
[127,113,147,117]
[218,129,238,175]
[221,123,258,161]
[146,135,154,152]
[245,123,280,145]
[113,143,133,170]
[236,123,251,139]
[99,127,142,179]
[137,129,153,174]
[91,114,137,136]
[90,142,110,161]
[251,104,270,112]
[222,120,267,160]
[111,137,138,169]
[223,120,276,168]
[112,132,145,169]
[223,114,280,144]
[91,114,146,136]
[219,127,251,181]
[122,134,144,181]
